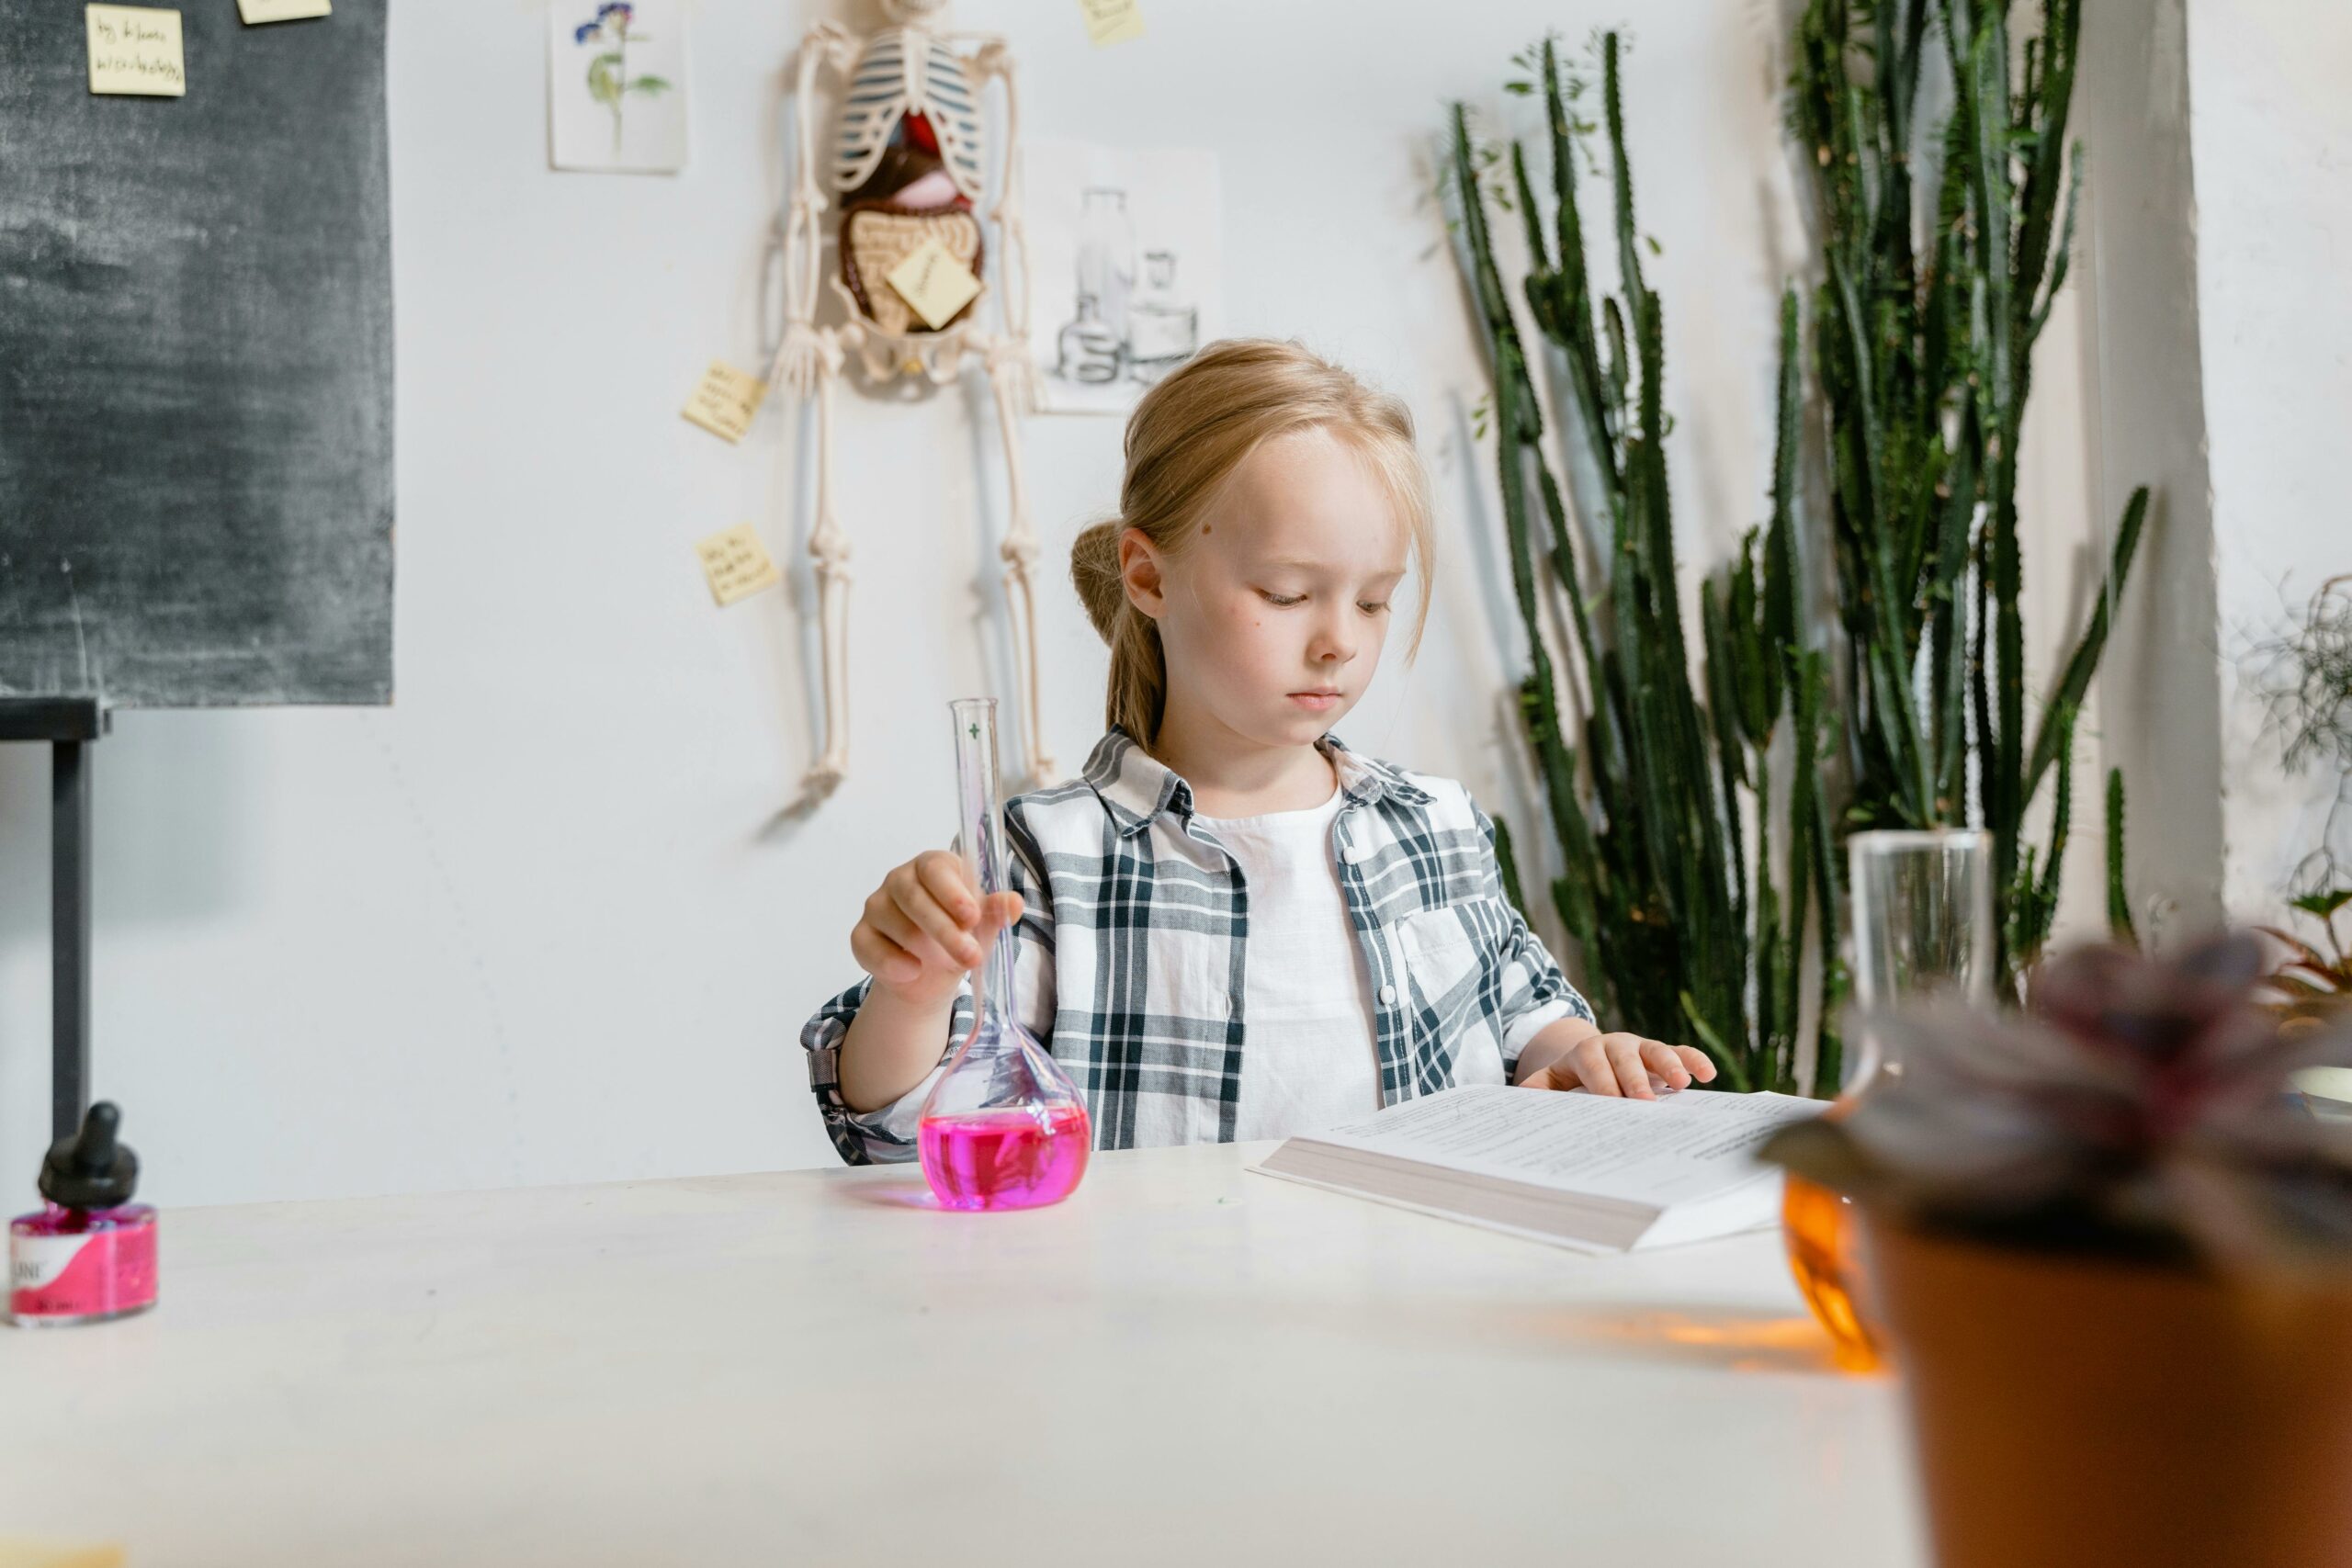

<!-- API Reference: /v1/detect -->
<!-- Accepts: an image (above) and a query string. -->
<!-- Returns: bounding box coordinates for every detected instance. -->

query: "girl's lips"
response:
[1289,692,1340,712]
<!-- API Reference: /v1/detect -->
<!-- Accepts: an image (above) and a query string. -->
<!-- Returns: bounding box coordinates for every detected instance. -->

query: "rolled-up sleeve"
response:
[797,798,1058,1166]
[1470,800,1594,1077]
[799,978,972,1165]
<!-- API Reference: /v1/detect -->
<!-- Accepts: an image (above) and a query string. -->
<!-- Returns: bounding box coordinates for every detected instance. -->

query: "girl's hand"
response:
[1515,1025,1718,1100]
[851,851,1023,1007]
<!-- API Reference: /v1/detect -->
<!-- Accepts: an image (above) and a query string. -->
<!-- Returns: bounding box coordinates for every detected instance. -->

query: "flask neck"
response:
[948,699,1023,1034]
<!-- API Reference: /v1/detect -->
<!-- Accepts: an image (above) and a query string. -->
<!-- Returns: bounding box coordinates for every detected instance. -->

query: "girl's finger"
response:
[1675,1045,1719,1083]
[1571,1037,1620,1097]
[1640,1039,1693,1091]
[914,852,980,926]
[851,922,921,987]
[897,882,983,965]
[1604,1034,1655,1100]
[869,897,963,973]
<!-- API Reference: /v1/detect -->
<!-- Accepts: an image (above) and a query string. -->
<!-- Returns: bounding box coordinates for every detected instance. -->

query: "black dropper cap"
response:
[39,1101,141,1210]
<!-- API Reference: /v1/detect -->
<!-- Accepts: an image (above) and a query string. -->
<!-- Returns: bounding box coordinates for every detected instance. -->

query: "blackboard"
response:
[0,2,393,707]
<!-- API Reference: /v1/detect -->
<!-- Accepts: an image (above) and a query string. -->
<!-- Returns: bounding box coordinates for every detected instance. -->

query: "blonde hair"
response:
[1069,338,1434,750]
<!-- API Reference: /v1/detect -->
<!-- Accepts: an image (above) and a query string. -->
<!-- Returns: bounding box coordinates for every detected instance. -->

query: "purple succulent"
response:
[1763,932,2352,1267]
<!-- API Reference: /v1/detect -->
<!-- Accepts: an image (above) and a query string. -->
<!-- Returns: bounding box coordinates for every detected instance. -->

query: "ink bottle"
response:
[9,1102,158,1328]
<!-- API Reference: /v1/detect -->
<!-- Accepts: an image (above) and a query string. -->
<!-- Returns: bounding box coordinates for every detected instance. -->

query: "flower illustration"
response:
[573,3,670,153]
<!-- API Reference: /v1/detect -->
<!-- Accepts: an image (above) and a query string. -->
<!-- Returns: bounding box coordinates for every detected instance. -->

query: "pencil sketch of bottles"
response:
[574,3,672,152]
[1055,186,1136,385]
[1126,250,1197,385]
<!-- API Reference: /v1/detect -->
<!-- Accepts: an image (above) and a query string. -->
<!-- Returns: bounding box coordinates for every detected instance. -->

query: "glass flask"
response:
[1784,829,1993,1372]
[1055,293,1122,385]
[916,698,1092,1212]
[1125,250,1198,386]
[1074,187,1136,353]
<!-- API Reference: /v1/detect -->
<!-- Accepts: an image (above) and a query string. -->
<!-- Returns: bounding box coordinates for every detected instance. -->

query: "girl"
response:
[800,339,1712,1164]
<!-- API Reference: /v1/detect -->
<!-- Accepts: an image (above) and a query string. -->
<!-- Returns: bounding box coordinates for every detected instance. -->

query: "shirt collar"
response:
[1082,726,1432,840]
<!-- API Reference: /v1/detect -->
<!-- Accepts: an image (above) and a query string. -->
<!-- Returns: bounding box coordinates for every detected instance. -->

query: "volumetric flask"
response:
[916,698,1091,1212]
[1784,828,1994,1371]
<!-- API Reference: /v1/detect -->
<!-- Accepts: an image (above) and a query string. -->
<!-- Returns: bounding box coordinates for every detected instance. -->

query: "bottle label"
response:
[10,1222,158,1322]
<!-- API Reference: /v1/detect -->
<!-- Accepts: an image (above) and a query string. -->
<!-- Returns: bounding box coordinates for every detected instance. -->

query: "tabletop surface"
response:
[0,1142,1924,1567]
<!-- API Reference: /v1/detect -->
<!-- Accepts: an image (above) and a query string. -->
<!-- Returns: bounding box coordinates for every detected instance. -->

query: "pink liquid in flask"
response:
[919,1102,1091,1212]
[915,697,1095,1213]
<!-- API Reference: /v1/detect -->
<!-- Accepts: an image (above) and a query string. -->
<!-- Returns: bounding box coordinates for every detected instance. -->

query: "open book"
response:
[1250,1083,1827,1253]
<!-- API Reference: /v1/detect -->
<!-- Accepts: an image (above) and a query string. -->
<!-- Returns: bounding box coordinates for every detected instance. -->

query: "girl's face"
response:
[1123,424,1411,753]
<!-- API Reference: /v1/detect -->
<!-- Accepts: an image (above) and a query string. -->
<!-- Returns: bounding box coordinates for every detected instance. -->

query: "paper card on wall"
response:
[549,0,689,174]
[0,1537,128,1568]
[681,360,766,443]
[85,6,185,96]
[885,239,982,331]
[238,0,331,22]
[695,524,780,607]
[1023,139,1223,415]
[1078,0,1145,47]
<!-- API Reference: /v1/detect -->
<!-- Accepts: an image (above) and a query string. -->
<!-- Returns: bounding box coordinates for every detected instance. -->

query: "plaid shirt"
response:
[798,726,1593,1165]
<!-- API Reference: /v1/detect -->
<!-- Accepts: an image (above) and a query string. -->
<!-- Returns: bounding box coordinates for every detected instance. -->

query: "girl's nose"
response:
[1310,618,1358,665]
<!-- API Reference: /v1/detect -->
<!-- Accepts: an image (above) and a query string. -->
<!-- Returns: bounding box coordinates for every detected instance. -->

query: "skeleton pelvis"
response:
[840,202,986,338]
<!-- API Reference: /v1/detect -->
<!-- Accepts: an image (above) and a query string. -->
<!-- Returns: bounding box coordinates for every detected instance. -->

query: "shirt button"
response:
[1341,845,1363,864]
[1378,983,1397,1006]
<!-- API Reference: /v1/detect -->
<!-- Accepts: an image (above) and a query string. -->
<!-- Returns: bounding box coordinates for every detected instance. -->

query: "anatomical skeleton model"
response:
[769,0,1056,798]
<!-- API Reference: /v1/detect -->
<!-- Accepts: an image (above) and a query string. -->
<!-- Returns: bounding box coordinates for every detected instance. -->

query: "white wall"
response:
[1,0,1823,1207]
[2184,0,2352,916]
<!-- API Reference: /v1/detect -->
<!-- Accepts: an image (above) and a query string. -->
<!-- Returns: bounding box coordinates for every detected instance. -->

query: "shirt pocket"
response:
[1394,904,1488,1038]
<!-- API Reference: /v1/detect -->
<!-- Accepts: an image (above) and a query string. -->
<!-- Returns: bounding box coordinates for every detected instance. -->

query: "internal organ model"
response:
[770,0,1055,797]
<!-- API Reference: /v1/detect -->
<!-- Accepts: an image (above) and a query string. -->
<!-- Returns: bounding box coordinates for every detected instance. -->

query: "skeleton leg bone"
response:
[984,334,1056,787]
[802,333,853,799]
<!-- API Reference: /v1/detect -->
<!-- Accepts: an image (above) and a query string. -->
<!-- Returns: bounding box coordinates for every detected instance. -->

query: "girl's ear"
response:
[1118,527,1167,620]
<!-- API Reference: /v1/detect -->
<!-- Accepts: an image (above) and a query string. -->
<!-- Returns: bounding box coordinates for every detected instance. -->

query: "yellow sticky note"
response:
[86,5,185,96]
[695,524,781,608]
[1079,0,1145,47]
[885,239,982,331]
[0,1538,128,1568]
[681,361,767,444]
[238,0,331,21]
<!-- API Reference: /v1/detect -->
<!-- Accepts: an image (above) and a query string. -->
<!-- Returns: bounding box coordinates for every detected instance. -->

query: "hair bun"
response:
[1070,519,1127,643]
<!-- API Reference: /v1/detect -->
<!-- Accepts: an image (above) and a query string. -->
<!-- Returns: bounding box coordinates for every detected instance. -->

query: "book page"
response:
[1308,1085,1826,1209]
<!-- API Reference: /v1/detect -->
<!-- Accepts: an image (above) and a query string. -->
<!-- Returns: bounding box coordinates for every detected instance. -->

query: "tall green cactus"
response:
[1793,0,2148,981]
[1450,35,1832,1095]
[1451,8,2154,1093]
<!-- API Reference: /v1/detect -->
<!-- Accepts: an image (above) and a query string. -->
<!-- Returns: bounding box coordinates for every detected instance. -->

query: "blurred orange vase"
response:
[1782,1171,1885,1372]
[1783,827,1995,1371]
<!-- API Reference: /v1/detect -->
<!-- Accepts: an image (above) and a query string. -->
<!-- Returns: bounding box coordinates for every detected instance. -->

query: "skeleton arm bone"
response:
[772,23,851,399]
[958,37,1038,413]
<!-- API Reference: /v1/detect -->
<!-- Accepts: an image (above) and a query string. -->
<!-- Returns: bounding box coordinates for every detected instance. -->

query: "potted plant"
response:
[1764,933,2352,1568]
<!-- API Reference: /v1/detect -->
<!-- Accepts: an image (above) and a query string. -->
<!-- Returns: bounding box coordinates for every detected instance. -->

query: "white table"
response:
[0,1143,1925,1566]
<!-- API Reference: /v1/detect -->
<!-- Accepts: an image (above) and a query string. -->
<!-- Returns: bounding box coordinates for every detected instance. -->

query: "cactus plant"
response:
[1449,8,2154,1094]
[1450,35,1831,1094]
[1792,0,2149,981]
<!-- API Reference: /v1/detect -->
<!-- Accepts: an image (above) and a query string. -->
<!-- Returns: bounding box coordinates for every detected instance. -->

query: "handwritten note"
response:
[681,360,767,444]
[238,0,332,22]
[0,1536,127,1568]
[885,239,981,332]
[695,524,781,608]
[1078,0,1146,47]
[86,5,185,96]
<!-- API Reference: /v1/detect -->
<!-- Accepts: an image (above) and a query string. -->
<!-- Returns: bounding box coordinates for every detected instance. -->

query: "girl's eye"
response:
[1359,601,1391,615]
[1258,591,1305,607]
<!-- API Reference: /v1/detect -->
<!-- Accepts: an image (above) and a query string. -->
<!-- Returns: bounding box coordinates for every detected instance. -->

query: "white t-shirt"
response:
[1193,782,1385,1140]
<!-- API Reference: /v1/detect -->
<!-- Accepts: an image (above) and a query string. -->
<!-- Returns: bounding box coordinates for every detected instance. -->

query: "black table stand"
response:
[0,697,108,1141]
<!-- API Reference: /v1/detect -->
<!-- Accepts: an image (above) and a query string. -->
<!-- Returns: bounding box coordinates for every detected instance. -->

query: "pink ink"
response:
[919,1103,1091,1212]
[10,1102,158,1329]
[915,699,1094,1213]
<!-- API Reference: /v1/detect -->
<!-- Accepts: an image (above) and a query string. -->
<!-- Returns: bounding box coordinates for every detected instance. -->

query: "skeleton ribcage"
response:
[831,27,987,205]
